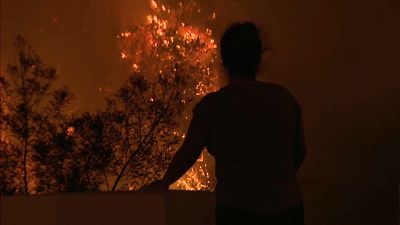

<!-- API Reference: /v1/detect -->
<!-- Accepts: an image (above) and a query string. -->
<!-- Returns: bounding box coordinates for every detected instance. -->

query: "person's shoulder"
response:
[202,91,219,101]
[259,81,300,107]
[258,81,288,92]
[193,91,218,113]
[199,91,220,108]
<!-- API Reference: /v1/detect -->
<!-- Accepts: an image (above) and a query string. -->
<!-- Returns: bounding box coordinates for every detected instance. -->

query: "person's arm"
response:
[141,102,208,191]
[294,107,306,172]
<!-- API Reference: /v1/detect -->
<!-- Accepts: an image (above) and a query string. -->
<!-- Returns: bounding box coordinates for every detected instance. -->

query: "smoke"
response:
[1,0,148,111]
[1,0,275,111]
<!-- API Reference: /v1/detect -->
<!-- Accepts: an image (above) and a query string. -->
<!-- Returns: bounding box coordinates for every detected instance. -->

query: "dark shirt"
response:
[193,79,306,214]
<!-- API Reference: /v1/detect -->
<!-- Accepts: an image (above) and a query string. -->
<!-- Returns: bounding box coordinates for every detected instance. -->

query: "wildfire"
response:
[118,0,218,90]
[118,0,218,191]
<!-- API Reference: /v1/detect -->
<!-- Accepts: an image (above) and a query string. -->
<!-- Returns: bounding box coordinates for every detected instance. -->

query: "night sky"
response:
[1,0,400,224]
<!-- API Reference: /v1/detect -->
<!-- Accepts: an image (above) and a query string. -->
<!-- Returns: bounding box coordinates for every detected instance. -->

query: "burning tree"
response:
[111,0,219,191]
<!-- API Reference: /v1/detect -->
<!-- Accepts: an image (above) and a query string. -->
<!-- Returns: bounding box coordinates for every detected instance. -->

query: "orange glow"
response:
[66,127,74,136]
[119,0,218,191]
[132,63,140,71]
[150,0,158,10]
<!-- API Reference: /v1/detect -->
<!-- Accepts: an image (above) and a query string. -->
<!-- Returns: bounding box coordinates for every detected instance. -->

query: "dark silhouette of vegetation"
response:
[1,35,60,194]
[0,35,202,194]
[0,132,18,195]
[106,72,188,191]
[33,109,114,193]
[0,36,115,195]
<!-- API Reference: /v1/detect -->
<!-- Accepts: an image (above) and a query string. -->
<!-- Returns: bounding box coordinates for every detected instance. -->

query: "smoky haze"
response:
[1,0,399,224]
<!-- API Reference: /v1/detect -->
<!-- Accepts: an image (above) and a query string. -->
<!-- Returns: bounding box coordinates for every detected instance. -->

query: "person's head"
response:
[220,22,263,79]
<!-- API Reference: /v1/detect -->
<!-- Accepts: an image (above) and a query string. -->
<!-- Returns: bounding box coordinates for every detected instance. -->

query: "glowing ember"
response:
[66,127,75,136]
[120,52,128,59]
[150,0,158,9]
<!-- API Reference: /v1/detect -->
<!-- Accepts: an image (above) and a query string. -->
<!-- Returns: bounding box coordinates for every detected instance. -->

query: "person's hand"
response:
[140,180,169,192]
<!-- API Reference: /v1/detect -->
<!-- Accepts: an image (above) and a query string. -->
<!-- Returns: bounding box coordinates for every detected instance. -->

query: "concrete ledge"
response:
[0,191,215,225]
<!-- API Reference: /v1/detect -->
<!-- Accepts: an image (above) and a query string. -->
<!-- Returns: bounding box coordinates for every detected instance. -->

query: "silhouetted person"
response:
[144,22,306,225]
